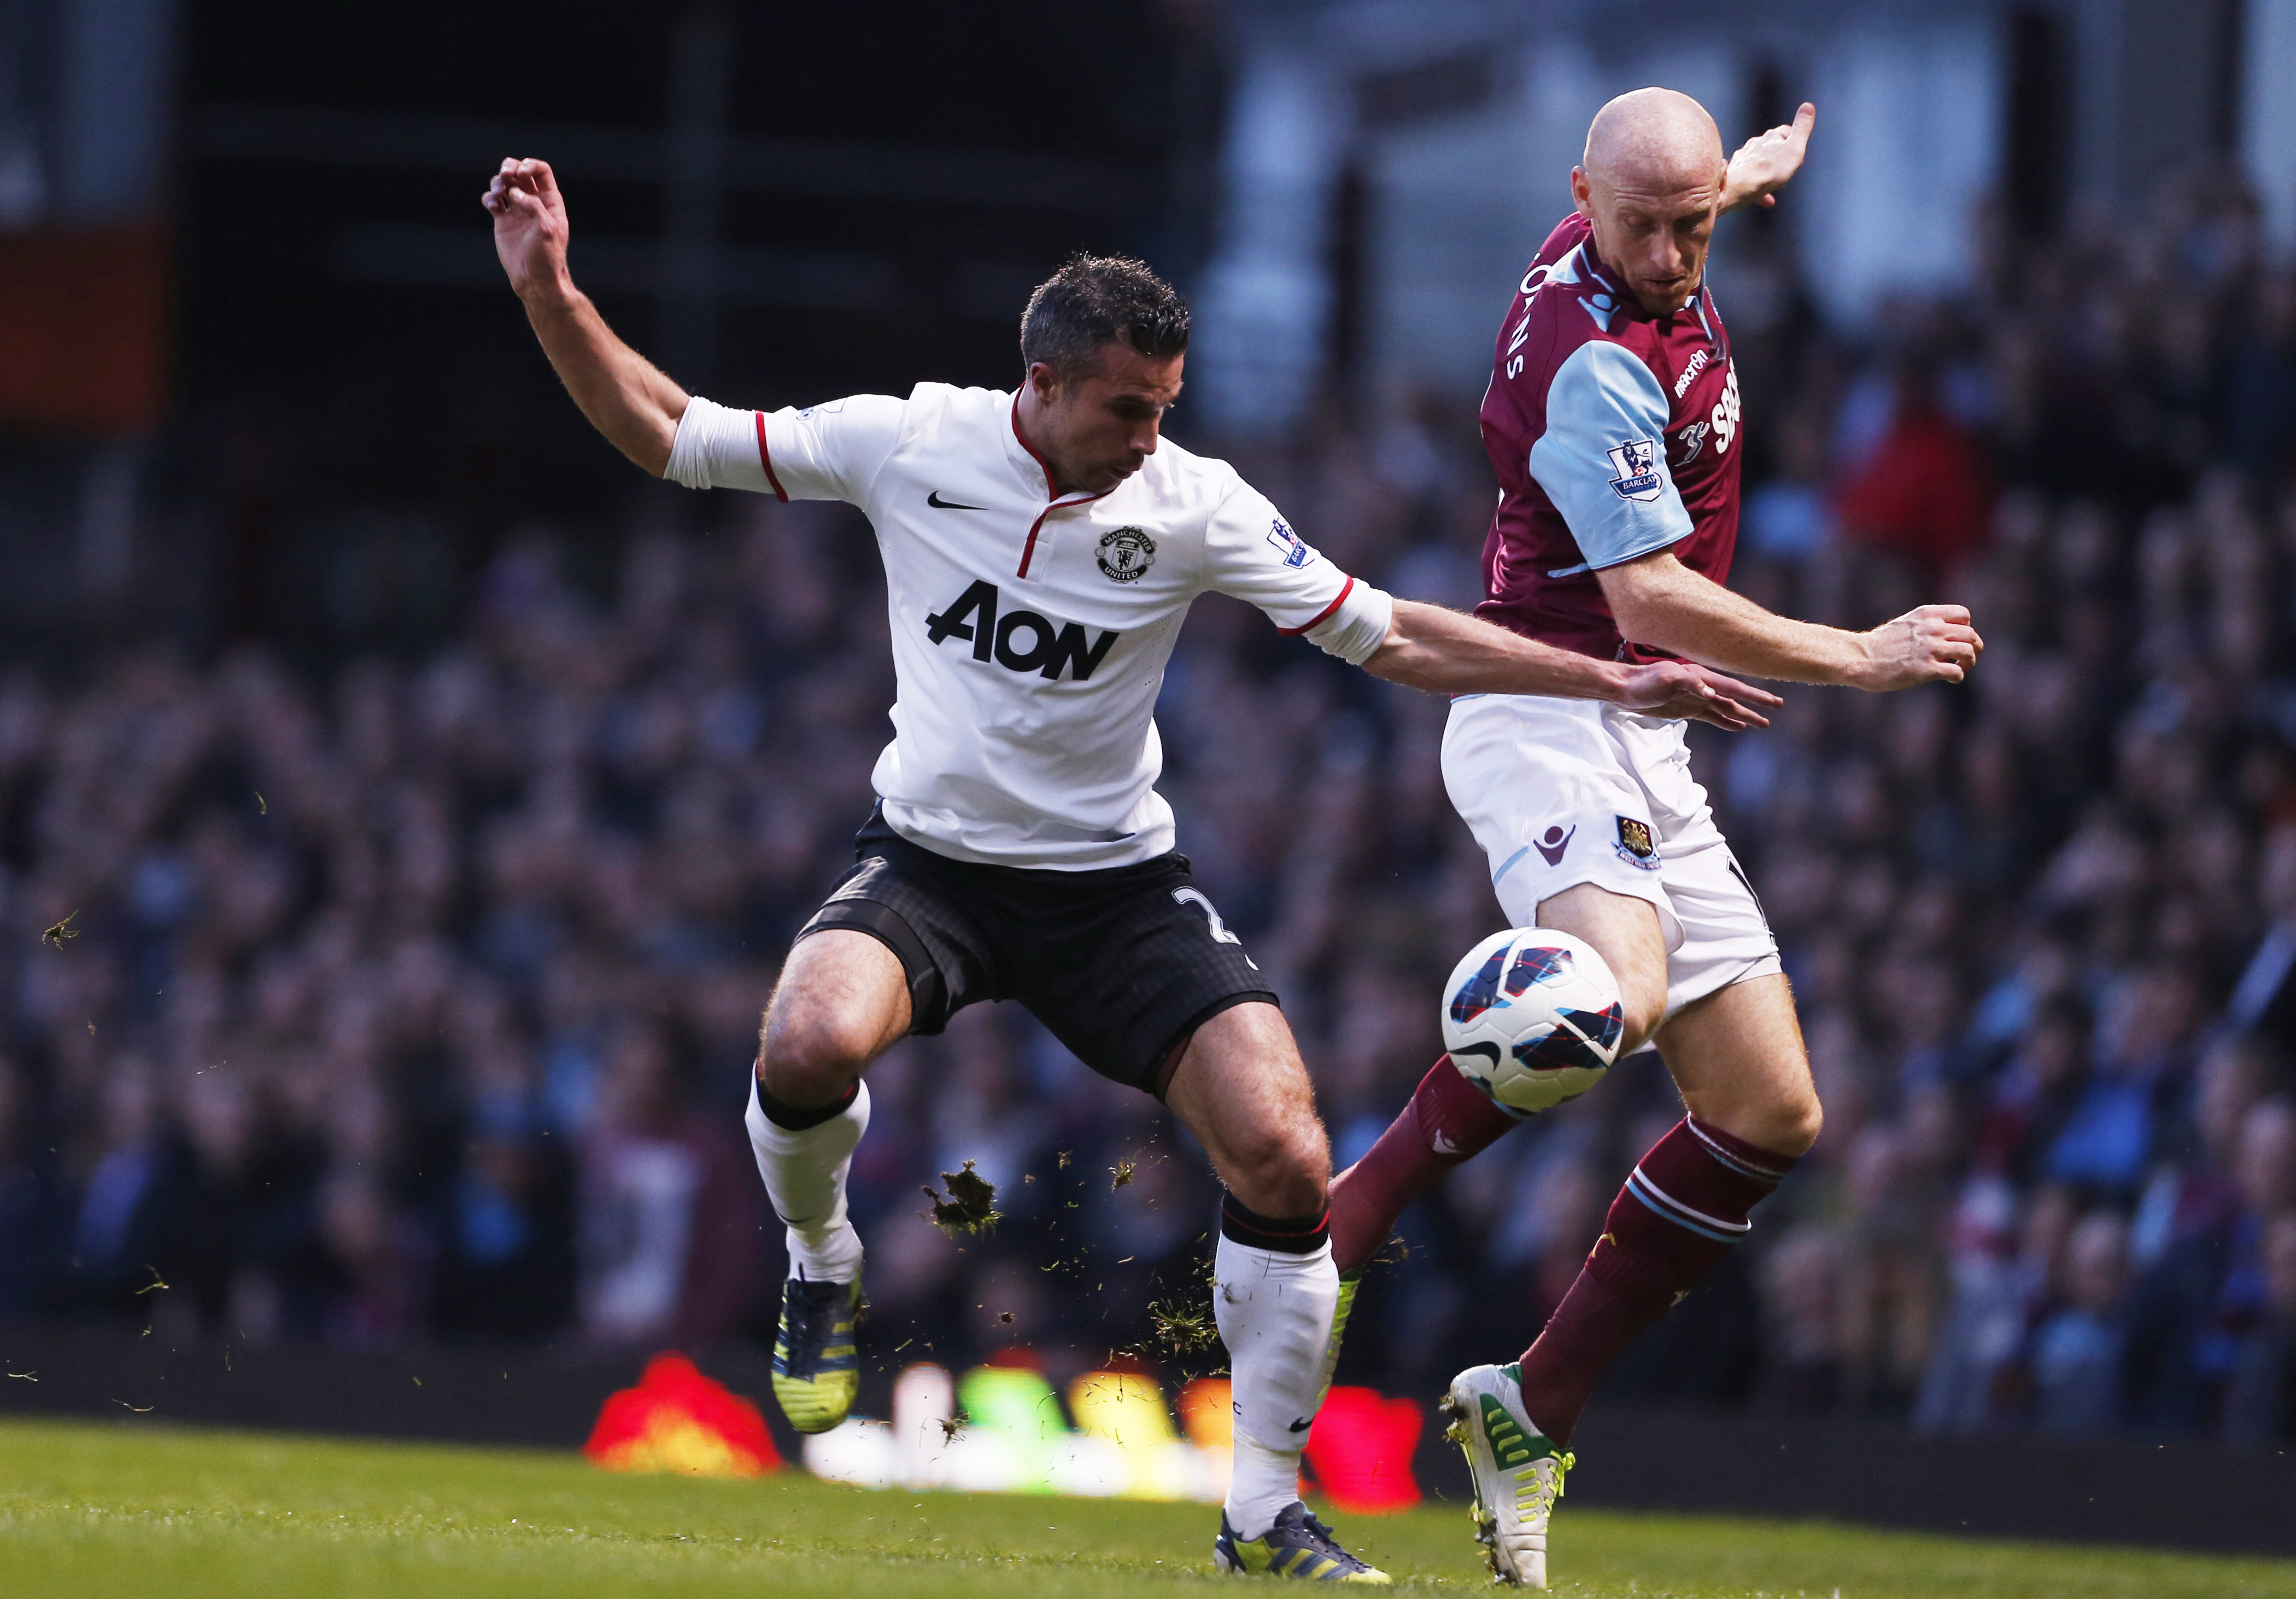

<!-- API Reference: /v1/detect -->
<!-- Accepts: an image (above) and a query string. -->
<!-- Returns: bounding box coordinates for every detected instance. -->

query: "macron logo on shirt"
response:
[924,579,1120,681]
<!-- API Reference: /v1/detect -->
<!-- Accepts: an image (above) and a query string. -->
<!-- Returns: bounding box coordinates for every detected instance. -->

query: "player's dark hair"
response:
[1020,254,1190,382]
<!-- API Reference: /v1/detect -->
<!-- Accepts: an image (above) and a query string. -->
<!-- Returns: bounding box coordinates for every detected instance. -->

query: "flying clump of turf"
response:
[923,1161,999,1234]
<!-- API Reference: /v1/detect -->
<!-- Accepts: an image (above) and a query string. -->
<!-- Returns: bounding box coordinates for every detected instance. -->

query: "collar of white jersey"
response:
[1004,389,1114,581]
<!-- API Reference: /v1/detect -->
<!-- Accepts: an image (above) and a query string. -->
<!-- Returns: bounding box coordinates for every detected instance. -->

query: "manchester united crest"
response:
[1097,526,1156,583]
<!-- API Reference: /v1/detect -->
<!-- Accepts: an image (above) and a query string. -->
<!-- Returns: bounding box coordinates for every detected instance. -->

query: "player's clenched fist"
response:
[483,157,571,303]
[1854,603,1984,689]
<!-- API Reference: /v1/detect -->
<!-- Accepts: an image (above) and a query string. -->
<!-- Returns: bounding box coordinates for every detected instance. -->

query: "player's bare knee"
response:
[1706,1082,1821,1158]
[1604,960,1666,1056]
[1226,1120,1329,1217]
[758,1001,871,1105]
[1618,988,1666,1057]
[1772,1088,1823,1156]
[1281,1120,1332,1199]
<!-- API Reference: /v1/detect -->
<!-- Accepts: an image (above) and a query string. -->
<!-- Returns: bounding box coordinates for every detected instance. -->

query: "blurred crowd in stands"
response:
[4,171,2296,1449]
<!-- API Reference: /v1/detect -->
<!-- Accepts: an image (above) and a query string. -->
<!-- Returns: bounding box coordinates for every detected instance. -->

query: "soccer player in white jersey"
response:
[485,154,1779,1581]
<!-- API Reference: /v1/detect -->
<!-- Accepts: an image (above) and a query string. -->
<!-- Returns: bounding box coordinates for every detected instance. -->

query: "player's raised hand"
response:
[1720,103,1815,213]
[1856,604,1984,689]
[1616,660,1782,731]
[483,157,571,302]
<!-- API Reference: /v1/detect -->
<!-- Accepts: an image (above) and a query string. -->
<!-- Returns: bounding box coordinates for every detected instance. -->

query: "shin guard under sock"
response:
[1214,1198,1337,1539]
[745,1073,870,1282]
[1329,1057,1523,1273]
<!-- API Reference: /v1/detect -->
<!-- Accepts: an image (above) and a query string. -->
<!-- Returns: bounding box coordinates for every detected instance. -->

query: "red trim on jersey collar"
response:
[1010,390,1056,485]
[1278,575,1355,637]
[754,411,788,502]
[1009,391,1110,580]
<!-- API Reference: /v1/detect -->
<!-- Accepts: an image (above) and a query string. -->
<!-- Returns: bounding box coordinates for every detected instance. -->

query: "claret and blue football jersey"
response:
[1477,212,1743,663]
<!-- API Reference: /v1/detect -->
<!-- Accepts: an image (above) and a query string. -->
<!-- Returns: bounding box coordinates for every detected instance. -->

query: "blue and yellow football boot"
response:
[1214,1502,1391,1583]
[771,1275,860,1434]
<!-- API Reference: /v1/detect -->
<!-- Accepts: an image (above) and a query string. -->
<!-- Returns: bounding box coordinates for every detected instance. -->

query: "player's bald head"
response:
[1571,87,1728,314]
[1582,87,1724,196]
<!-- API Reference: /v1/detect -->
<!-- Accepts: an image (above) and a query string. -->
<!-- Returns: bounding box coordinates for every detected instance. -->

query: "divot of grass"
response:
[924,1161,1000,1234]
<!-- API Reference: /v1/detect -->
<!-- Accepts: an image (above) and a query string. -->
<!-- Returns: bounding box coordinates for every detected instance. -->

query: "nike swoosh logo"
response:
[927,491,985,509]
[1288,1418,1311,1433]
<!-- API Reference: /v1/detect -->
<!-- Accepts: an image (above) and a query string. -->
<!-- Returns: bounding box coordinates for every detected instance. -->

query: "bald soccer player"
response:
[1320,93,1982,1586]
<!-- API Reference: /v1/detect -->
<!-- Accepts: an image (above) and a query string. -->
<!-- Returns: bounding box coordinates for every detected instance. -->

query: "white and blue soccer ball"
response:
[1439,928,1626,1116]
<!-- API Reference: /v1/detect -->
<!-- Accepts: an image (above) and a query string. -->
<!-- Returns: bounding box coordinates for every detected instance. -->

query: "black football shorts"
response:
[794,807,1277,1093]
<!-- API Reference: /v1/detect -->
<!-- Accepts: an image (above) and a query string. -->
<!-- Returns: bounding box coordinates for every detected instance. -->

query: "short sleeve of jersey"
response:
[757,394,906,505]
[1202,481,1392,661]
[664,393,904,504]
[1527,341,1694,569]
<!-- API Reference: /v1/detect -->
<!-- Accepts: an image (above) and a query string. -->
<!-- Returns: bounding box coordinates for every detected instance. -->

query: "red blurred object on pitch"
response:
[584,1352,782,1478]
[1304,1386,1423,1512]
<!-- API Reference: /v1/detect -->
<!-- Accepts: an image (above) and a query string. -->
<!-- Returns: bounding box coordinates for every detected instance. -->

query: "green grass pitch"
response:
[1,1417,2291,1597]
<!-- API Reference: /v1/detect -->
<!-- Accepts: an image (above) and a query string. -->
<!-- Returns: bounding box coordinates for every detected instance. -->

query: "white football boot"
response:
[1439,1363,1574,1588]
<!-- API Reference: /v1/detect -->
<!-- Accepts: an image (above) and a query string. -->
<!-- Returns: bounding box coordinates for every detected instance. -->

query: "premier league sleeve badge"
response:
[1606,438,1664,502]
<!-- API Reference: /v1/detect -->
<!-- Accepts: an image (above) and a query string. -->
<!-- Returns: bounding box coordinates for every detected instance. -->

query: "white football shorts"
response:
[1442,693,1782,1021]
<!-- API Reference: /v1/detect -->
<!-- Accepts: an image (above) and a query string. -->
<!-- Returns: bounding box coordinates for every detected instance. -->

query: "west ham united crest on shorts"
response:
[1097,526,1156,582]
[1614,815,1660,869]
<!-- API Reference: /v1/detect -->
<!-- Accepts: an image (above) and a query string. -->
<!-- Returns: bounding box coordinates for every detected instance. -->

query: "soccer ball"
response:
[1440,928,1626,1116]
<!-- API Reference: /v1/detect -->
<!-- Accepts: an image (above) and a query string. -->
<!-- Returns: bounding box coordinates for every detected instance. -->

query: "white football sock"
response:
[1214,1231,1339,1540]
[745,1074,869,1283]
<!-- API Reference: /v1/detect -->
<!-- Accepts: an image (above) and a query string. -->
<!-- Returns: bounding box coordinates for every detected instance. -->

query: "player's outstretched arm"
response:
[1363,599,1780,730]
[483,158,689,477]
[1597,549,1982,689]
[1719,102,1815,214]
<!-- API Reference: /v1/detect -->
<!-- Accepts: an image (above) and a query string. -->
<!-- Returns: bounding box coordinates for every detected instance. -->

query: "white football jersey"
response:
[666,383,1393,870]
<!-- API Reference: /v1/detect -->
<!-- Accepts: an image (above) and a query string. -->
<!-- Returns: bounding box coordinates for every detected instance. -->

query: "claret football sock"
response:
[746,1073,870,1282]
[1213,1197,1338,1541]
[1515,1114,1796,1445]
[1328,1057,1524,1273]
